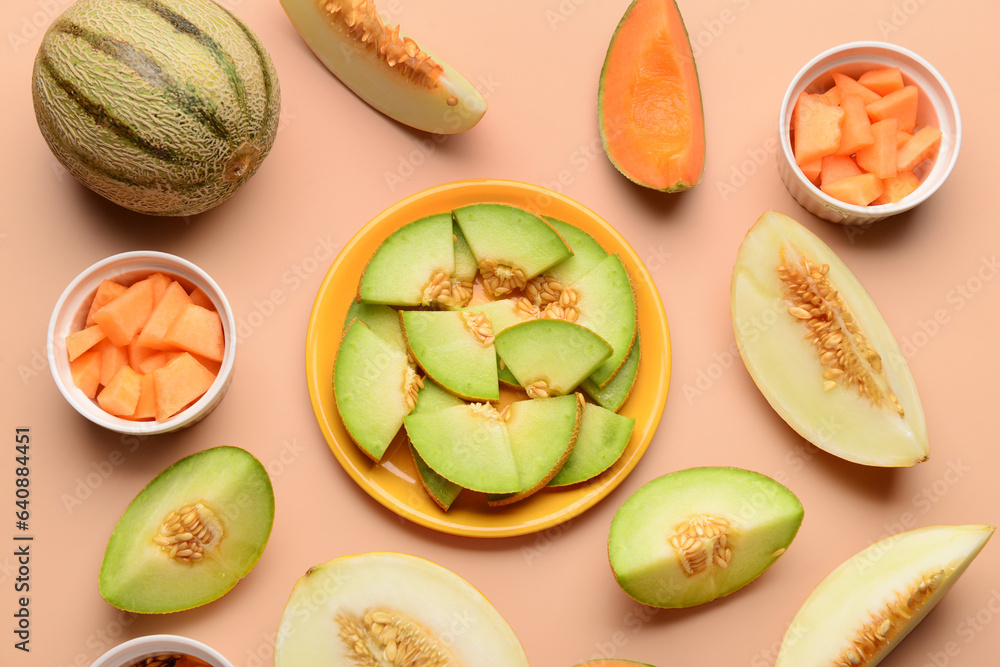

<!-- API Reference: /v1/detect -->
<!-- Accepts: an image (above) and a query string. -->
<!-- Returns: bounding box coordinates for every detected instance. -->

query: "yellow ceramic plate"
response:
[305,179,670,537]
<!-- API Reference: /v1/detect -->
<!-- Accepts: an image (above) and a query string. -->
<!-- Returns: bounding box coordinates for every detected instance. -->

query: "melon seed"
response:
[478,259,527,298]
[459,311,494,347]
[541,286,580,323]
[152,504,222,564]
[668,515,733,576]
[523,275,564,306]
[420,271,455,308]
[336,608,453,667]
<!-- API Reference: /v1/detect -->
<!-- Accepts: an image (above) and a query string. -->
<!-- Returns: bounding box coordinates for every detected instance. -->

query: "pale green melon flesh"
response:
[401,310,499,401]
[99,447,274,613]
[452,221,479,283]
[411,377,467,414]
[273,552,529,666]
[731,210,928,466]
[776,525,994,667]
[541,217,609,285]
[277,0,487,134]
[549,402,635,486]
[334,320,412,460]
[498,359,521,387]
[495,320,612,396]
[608,467,803,608]
[404,404,519,493]
[358,213,454,306]
[580,333,640,412]
[488,394,582,506]
[453,203,573,280]
[408,380,465,510]
[343,302,406,353]
[461,298,538,333]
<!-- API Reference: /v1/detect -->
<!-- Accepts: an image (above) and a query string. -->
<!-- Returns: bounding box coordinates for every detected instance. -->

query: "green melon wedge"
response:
[524,217,609,306]
[358,213,455,307]
[343,302,406,352]
[449,221,478,308]
[401,310,499,401]
[580,333,640,412]
[462,298,539,389]
[407,379,466,510]
[404,403,519,494]
[494,319,612,399]
[549,402,635,486]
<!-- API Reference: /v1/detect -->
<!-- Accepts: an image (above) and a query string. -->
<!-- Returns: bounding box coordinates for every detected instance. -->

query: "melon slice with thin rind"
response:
[401,309,499,401]
[580,333,640,412]
[357,213,455,307]
[448,221,478,308]
[524,217,609,306]
[549,402,635,486]
[776,524,994,667]
[407,379,465,510]
[343,301,406,352]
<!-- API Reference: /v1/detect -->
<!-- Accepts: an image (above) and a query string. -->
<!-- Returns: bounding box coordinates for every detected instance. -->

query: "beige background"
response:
[3,0,1000,665]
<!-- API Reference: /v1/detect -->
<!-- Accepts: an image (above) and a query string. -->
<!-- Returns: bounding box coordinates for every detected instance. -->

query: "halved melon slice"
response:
[358,213,456,307]
[731,211,927,467]
[408,380,466,510]
[549,402,634,487]
[401,309,499,401]
[343,301,407,353]
[580,333,640,412]
[776,524,994,667]
[274,552,529,666]
[278,0,486,134]
[523,217,609,307]
[449,221,478,308]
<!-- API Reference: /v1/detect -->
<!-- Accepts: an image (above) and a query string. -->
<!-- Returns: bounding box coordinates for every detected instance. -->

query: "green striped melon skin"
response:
[32,0,280,216]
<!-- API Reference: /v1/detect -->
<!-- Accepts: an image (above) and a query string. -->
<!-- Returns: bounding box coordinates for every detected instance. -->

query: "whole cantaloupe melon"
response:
[32,0,281,217]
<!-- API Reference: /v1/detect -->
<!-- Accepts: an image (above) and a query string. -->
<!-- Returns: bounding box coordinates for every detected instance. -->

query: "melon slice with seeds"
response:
[452,203,572,298]
[343,301,407,353]
[776,524,994,667]
[524,217,609,307]
[401,309,499,401]
[407,379,466,510]
[449,221,478,308]
[462,297,540,389]
[549,401,635,486]
[357,213,456,307]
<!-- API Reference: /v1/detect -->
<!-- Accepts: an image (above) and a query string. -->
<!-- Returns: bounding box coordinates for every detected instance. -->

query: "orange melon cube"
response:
[836,94,875,156]
[162,304,225,363]
[873,171,921,205]
[98,339,129,388]
[897,126,942,172]
[856,119,898,180]
[799,158,822,185]
[86,280,127,327]
[793,93,845,166]
[188,287,216,311]
[127,344,160,373]
[818,85,842,107]
[146,272,172,305]
[896,130,913,147]
[130,373,157,420]
[832,72,882,106]
[70,348,102,399]
[136,281,193,350]
[858,67,904,96]
[97,366,142,417]
[134,350,171,375]
[866,85,918,133]
[153,352,217,421]
[66,325,106,362]
[820,155,863,187]
[821,173,884,206]
[93,277,155,347]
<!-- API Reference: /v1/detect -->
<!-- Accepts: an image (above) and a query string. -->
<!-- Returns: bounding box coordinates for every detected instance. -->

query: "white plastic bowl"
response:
[48,251,236,435]
[778,41,961,225]
[90,634,235,667]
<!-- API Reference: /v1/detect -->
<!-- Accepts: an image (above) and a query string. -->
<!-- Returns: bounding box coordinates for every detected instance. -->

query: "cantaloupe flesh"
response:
[86,280,127,326]
[70,348,102,399]
[866,86,918,133]
[93,277,155,347]
[599,0,704,191]
[835,94,874,156]
[858,66,904,96]
[832,72,882,106]
[856,119,898,180]
[820,155,862,187]
[66,325,106,362]
[793,94,844,166]
[162,304,225,363]
[137,280,193,350]
[873,171,921,205]
[97,366,142,417]
[130,373,157,420]
[821,173,884,206]
[99,339,129,388]
[897,126,942,172]
[153,352,217,422]
[188,286,216,311]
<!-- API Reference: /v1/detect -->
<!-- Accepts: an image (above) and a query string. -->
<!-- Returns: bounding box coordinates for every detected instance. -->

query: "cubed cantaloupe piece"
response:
[162,304,225,363]
[136,281,193,350]
[98,339,129,388]
[153,352,217,421]
[832,72,882,106]
[858,67,904,96]
[866,86,918,133]
[70,348,102,399]
[873,171,921,205]
[66,325,107,362]
[97,366,142,417]
[127,344,160,373]
[897,126,942,172]
[856,118,898,179]
[821,173,884,206]
[146,272,172,305]
[133,350,171,375]
[93,277,155,347]
[86,280,127,326]
[793,93,845,166]
[820,155,863,187]
[799,158,822,185]
[836,94,875,156]
[130,373,157,420]
[188,286,216,311]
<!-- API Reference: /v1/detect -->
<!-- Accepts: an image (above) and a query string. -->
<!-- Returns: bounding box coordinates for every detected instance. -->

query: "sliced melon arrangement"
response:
[333,202,640,510]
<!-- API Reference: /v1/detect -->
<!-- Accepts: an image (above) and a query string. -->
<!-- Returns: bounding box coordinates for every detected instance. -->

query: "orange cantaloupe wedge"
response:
[820,155,863,187]
[832,72,882,106]
[153,352,217,421]
[66,325,106,362]
[873,171,921,205]
[134,350,171,375]
[162,304,225,363]
[136,281,193,350]
[98,339,129,388]
[127,344,160,373]
[897,126,942,172]
[821,173,884,206]
[818,85,842,107]
[836,94,875,156]
[800,158,822,184]
[146,272,172,304]
[856,118,898,180]
[858,67,904,96]
[86,279,127,326]
[97,365,142,417]
[188,286,216,311]
[93,277,155,347]
[130,373,157,420]
[70,348,102,399]
[793,93,845,166]
[896,130,913,147]
[866,86,918,133]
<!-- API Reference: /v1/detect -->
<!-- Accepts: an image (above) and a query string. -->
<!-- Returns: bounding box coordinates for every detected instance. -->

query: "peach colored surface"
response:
[2,1,999,666]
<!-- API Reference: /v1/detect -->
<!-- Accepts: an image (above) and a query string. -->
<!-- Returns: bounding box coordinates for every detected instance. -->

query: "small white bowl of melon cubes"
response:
[48,251,236,435]
[778,41,960,225]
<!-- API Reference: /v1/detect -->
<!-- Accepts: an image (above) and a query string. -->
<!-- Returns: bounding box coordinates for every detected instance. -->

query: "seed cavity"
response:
[337,608,453,666]
[523,275,564,306]
[402,367,424,411]
[479,259,527,298]
[322,0,444,89]
[834,570,944,667]
[468,402,502,420]
[153,503,222,564]
[449,280,474,308]
[421,270,455,308]
[541,286,580,323]
[513,297,541,320]
[525,379,550,399]
[459,311,494,347]
[669,515,733,576]
[778,246,904,417]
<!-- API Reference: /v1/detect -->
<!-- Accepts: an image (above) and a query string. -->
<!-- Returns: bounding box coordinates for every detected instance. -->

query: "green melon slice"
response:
[401,310,499,401]
[580,333,640,412]
[334,320,419,460]
[452,203,572,298]
[549,402,635,486]
[462,298,540,389]
[776,524,994,667]
[343,301,406,352]
[488,393,583,506]
[608,467,803,608]
[497,358,521,387]
[449,221,478,308]
[524,217,609,306]
[494,319,612,399]
[274,552,529,666]
[99,446,274,613]
[358,213,455,307]
[404,403,519,494]
[407,379,466,510]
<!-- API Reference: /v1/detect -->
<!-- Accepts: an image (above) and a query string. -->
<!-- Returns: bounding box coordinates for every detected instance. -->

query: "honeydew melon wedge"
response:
[274,552,529,666]
[524,217,609,306]
[358,213,456,307]
[278,0,487,134]
[343,301,406,352]
[731,210,928,467]
[580,333,640,412]
[549,402,635,486]
[449,221,478,308]
[462,297,540,389]
[407,379,465,510]
[401,309,499,401]
[494,319,613,399]
[775,524,994,667]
